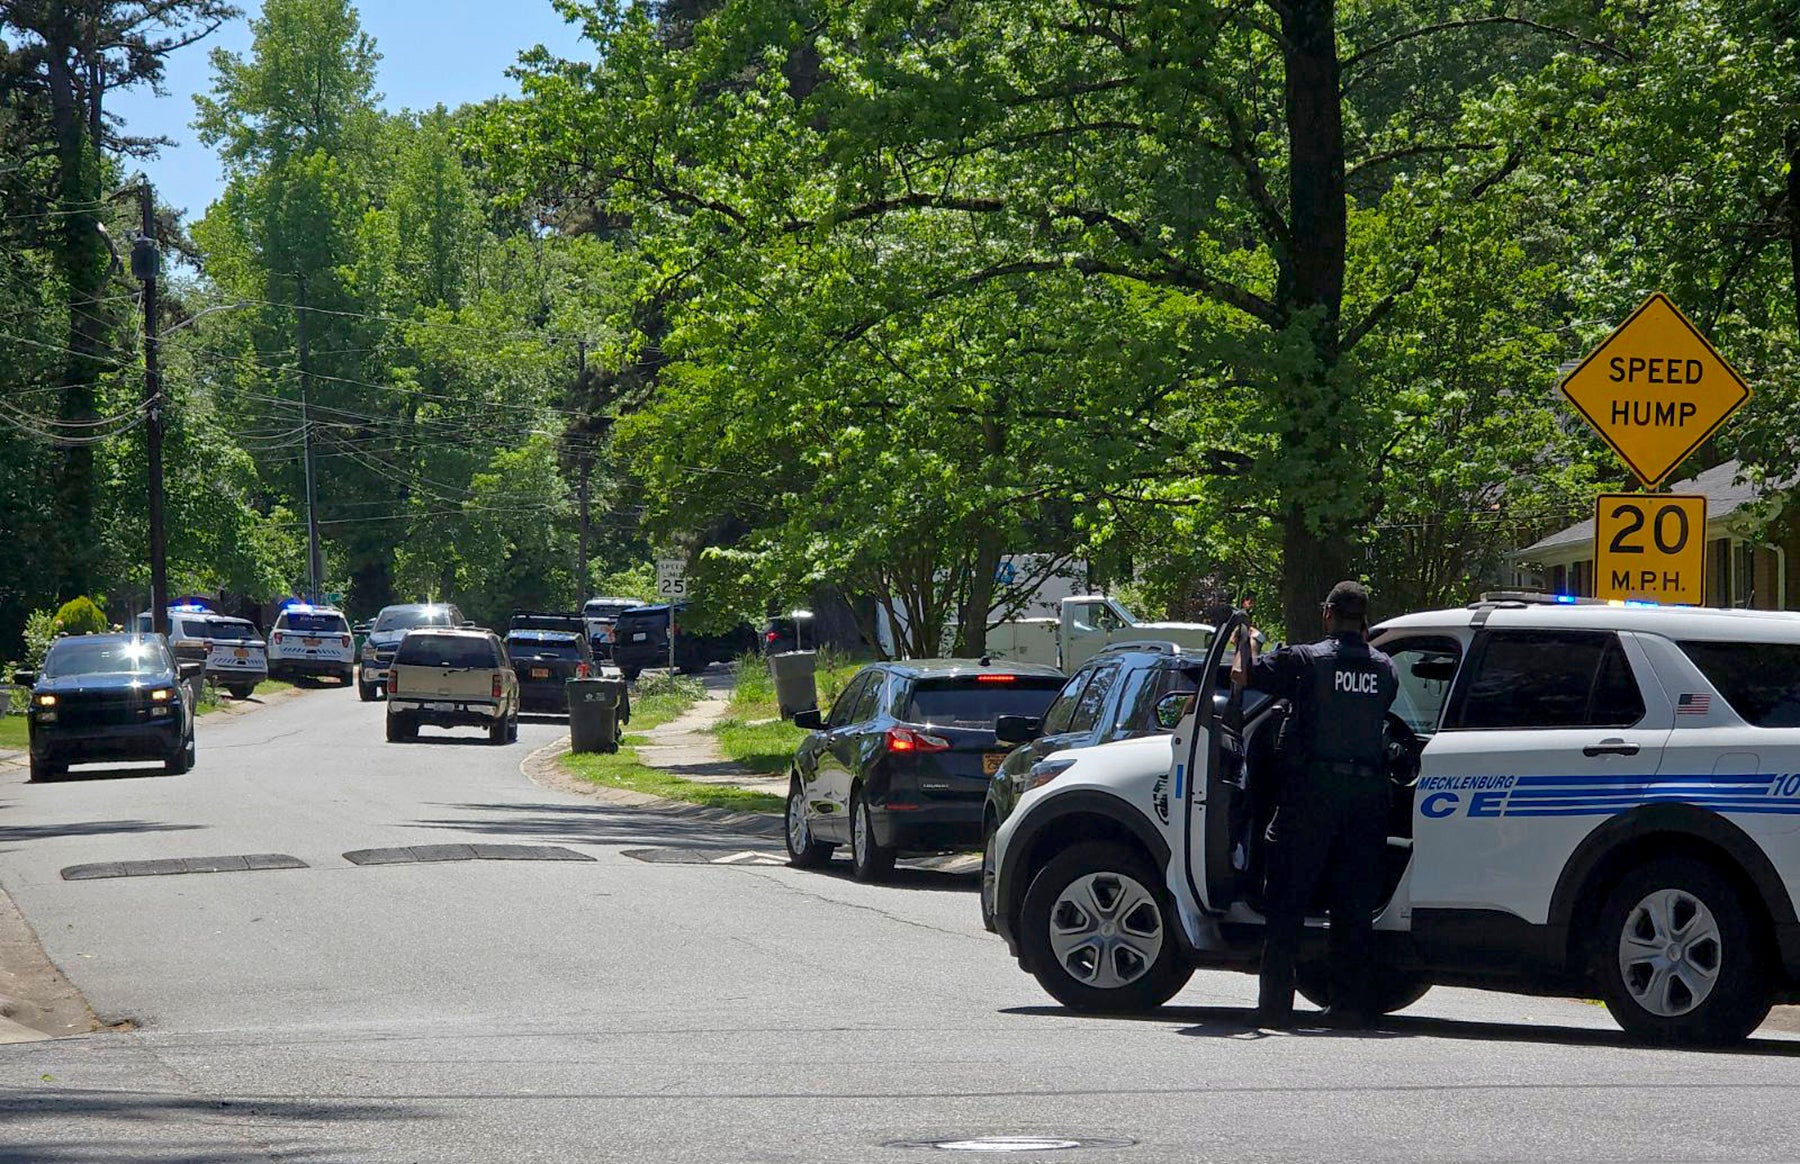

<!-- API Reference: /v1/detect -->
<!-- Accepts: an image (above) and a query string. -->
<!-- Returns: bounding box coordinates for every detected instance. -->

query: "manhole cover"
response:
[885,1137,1136,1153]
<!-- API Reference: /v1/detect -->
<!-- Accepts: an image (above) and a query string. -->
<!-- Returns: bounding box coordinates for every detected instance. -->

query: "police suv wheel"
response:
[1020,841,1193,1013]
[1596,857,1770,1046]
[784,774,833,868]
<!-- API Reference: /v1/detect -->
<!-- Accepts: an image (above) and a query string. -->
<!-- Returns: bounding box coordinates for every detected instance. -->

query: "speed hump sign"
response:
[1594,494,1707,605]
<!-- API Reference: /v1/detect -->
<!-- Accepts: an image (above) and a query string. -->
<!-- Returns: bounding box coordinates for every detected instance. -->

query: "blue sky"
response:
[111,0,595,223]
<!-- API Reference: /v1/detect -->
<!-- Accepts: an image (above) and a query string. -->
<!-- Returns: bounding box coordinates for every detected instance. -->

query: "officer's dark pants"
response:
[1258,767,1389,1019]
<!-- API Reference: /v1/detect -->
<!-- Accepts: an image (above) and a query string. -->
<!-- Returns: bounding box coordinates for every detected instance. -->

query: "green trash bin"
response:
[568,677,630,753]
[768,650,818,720]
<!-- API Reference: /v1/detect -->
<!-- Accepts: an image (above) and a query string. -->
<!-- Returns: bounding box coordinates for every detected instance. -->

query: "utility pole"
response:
[131,183,169,637]
[295,277,322,602]
[575,339,591,600]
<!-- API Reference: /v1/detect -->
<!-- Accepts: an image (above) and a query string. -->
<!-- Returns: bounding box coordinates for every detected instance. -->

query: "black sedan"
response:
[785,659,1065,881]
[505,628,594,712]
[14,634,202,781]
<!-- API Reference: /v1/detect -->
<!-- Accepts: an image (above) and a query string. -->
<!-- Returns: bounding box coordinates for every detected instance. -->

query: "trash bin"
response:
[768,651,818,720]
[568,676,630,754]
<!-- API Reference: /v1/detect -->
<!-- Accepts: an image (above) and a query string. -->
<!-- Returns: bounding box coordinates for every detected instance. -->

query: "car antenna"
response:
[979,654,992,666]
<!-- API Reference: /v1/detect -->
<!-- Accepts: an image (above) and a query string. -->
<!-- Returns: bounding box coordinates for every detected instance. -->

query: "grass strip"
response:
[712,717,806,775]
[0,714,26,750]
[559,680,785,814]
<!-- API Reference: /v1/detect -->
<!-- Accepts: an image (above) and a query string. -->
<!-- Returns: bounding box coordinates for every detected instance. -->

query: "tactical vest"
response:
[1283,637,1391,773]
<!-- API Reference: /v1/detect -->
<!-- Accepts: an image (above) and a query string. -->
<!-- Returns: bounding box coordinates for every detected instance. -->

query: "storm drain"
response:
[342,844,594,865]
[61,854,307,881]
[884,1137,1137,1153]
[622,847,785,866]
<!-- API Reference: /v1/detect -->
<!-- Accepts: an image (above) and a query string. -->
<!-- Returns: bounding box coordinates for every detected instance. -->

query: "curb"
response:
[520,736,785,839]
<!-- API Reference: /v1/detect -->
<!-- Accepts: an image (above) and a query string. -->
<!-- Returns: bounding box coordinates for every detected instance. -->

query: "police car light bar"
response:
[1473,591,1609,607]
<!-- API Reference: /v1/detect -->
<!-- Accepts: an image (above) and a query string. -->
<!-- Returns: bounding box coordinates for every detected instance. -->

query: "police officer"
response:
[1233,580,1398,1029]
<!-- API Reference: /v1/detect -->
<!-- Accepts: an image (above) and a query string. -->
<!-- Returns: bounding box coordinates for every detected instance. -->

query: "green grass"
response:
[559,673,784,813]
[724,648,870,722]
[712,716,807,775]
[0,713,26,750]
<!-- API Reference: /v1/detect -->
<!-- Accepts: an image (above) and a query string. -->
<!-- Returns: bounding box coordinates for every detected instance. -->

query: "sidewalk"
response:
[632,680,788,801]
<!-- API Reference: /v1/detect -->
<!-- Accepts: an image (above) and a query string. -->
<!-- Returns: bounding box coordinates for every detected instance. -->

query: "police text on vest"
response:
[1335,670,1379,694]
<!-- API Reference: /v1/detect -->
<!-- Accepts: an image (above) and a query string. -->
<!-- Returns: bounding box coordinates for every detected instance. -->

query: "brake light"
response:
[272,631,284,644]
[576,663,591,678]
[340,635,351,647]
[886,727,950,754]
[388,672,398,695]
[491,674,503,698]
[976,674,1016,683]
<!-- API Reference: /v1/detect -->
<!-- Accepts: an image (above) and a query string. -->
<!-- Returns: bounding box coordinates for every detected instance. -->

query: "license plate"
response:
[982,753,1007,776]
[427,702,455,712]
[632,632,647,642]
[303,637,320,647]
[531,668,550,679]
[234,648,248,659]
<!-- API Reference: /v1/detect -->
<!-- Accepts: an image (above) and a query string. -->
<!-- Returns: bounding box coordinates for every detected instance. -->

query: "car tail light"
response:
[976,674,1016,683]
[491,674,503,698]
[340,635,351,647]
[886,727,950,754]
[272,631,284,644]
[388,672,398,695]
[766,631,778,643]
[576,663,591,678]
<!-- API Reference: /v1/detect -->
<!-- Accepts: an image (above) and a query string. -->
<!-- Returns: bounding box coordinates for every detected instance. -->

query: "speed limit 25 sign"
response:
[1593,494,1707,605]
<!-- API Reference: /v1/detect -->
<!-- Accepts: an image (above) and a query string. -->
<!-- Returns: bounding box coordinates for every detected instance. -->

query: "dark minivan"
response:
[785,659,1065,881]
[15,634,202,781]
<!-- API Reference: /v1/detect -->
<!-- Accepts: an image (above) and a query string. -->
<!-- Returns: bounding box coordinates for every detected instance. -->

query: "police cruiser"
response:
[266,602,355,685]
[989,595,1800,1045]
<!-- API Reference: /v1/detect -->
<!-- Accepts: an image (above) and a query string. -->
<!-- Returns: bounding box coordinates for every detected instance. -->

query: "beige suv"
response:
[384,628,520,744]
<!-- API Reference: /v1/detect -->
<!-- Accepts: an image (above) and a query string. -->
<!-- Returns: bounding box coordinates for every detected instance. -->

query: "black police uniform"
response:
[1248,630,1399,1022]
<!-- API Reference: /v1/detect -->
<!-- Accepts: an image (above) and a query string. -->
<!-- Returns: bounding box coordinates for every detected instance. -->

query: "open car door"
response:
[1172,610,1248,914]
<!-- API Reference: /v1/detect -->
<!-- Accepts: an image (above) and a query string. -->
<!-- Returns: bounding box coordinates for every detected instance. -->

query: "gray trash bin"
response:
[568,677,630,753]
[768,651,818,720]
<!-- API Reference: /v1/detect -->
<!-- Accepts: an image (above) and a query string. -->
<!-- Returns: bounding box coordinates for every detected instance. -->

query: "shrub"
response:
[22,608,59,668]
[54,596,110,637]
[634,671,705,701]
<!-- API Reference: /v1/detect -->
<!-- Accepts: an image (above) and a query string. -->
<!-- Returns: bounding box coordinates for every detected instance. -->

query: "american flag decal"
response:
[1678,693,1712,715]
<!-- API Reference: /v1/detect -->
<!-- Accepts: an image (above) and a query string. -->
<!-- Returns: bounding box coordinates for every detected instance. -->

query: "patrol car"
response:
[990,596,1800,1045]
[266,603,355,684]
[135,604,269,699]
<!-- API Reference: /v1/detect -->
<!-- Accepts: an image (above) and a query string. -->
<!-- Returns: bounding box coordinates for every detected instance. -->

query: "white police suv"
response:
[990,595,1800,1045]
[266,603,355,685]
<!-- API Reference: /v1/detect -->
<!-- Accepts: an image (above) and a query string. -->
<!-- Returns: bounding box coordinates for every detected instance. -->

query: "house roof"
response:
[1519,460,1769,557]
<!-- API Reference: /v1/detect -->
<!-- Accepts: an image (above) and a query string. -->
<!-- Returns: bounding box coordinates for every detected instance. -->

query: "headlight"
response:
[1025,757,1079,791]
[149,688,173,702]
[33,693,55,707]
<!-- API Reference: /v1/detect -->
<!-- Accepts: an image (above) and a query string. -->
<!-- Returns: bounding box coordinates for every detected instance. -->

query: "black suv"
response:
[505,617,595,713]
[14,634,202,781]
[978,641,1207,929]
[785,659,1065,881]
[610,604,756,680]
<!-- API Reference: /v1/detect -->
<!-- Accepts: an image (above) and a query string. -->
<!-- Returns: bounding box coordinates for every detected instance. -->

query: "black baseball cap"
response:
[1324,580,1370,618]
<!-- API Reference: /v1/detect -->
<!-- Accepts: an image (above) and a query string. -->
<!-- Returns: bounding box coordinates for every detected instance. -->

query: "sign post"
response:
[1593,494,1707,605]
[656,557,687,672]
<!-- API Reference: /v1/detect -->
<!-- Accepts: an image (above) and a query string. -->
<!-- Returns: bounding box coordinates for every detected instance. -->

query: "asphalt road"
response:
[3,684,1800,1162]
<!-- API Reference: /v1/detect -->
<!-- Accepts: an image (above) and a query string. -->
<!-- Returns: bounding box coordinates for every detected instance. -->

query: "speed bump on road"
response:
[341,844,595,865]
[61,854,307,880]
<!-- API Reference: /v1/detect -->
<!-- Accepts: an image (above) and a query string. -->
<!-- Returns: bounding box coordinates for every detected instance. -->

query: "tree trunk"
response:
[960,526,1004,658]
[1787,126,1800,337]
[1276,0,1353,636]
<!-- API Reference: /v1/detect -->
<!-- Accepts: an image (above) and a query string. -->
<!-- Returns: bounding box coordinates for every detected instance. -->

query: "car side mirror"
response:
[12,670,38,687]
[1154,691,1195,731]
[792,708,825,730]
[994,714,1042,746]
[178,661,204,680]
[352,622,370,635]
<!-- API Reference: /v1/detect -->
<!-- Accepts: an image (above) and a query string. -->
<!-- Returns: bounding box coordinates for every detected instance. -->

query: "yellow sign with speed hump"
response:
[1560,293,1751,487]
[1594,494,1707,606]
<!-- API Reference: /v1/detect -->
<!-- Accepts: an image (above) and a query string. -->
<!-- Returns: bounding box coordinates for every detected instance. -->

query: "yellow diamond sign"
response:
[1560,293,1751,487]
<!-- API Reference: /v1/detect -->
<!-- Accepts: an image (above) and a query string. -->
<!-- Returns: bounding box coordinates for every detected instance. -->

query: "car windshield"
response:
[202,620,259,642]
[508,637,582,660]
[395,635,495,669]
[374,607,454,632]
[903,676,1065,726]
[45,638,170,678]
[582,602,639,620]
[282,612,347,633]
